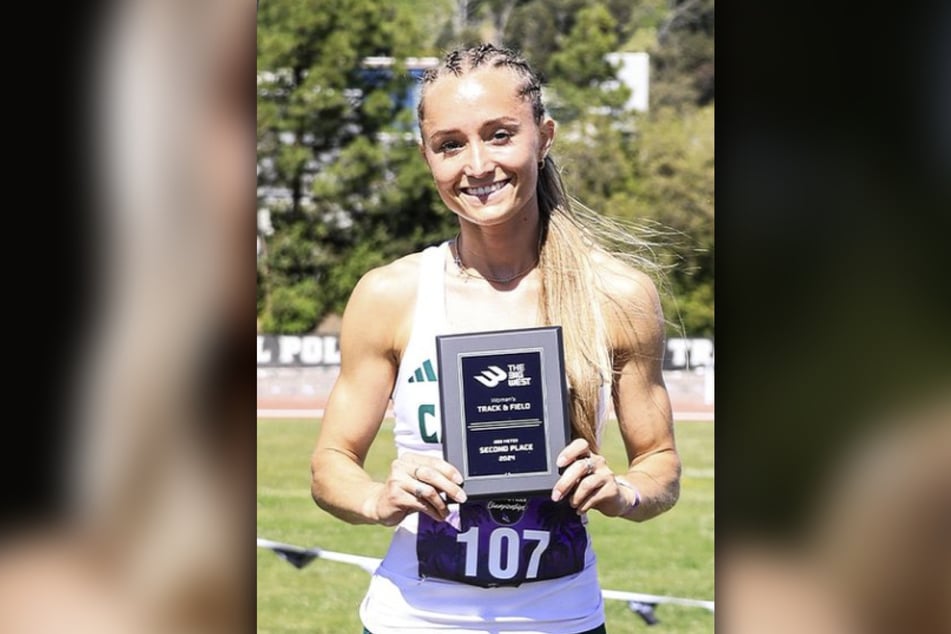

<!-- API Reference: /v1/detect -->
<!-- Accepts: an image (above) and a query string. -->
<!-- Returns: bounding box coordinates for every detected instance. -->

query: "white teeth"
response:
[464,180,508,196]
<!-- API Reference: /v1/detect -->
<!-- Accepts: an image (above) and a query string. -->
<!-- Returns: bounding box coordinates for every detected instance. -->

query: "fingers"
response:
[411,463,467,504]
[384,455,467,523]
[555,438,591,470]
[569,457,606,514]
[552,439,593,503]
[551,442,613,514]
[404,478,448,521]
[406,467,468,522]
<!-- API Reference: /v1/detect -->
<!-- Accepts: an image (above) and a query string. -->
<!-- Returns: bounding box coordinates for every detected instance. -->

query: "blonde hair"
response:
[419,44,672,449]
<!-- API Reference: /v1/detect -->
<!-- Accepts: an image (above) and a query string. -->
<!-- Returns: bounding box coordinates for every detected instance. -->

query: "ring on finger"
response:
[584,456,594,476]
[414,484,423,499]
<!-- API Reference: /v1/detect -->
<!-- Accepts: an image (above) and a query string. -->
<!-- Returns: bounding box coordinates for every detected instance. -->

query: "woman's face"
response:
[419,68,554,228]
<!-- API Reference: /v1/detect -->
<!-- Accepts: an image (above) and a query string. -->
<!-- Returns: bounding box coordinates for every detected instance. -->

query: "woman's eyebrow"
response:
[479,116,521,129]
[427,117,522,142]
[426,127,460,143]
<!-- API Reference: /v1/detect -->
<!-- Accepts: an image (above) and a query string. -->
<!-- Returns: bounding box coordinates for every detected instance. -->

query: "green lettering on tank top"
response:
[417,403,439,443]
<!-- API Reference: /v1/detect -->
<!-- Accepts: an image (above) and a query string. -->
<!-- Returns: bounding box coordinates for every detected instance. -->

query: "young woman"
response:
[311,43,681,634]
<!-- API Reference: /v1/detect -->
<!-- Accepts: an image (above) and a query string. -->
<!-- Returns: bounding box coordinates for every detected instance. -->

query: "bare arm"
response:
[310,266,401,524]
[310,261,466,526]
[553,264,681,521]
[608,268,681,521]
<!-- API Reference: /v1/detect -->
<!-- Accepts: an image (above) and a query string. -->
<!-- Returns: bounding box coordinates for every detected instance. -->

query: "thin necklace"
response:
[451,233,539,284]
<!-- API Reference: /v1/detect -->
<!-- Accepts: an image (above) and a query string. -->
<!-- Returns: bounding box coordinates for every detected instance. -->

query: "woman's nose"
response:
[463,142,493,177]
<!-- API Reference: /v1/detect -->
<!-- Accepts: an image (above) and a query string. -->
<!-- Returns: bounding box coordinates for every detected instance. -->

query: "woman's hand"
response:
[371,453,468,526]
[551,439,635,517]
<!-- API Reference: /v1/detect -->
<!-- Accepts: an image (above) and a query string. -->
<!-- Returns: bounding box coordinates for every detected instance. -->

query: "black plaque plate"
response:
[436,326,571,499]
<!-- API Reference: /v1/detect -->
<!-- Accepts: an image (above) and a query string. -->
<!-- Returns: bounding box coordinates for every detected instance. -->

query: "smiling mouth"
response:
[461,179,511,197]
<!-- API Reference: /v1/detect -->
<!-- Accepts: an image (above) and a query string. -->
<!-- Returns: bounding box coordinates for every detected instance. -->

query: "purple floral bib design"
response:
[416,496,588,587]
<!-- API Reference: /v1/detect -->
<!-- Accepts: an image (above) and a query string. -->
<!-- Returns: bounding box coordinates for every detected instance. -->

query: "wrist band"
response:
[614,477,641,513]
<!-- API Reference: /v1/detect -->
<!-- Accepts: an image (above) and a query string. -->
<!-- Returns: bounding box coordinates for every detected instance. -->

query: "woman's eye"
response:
[439,140,463,153]
[492,130,512,142]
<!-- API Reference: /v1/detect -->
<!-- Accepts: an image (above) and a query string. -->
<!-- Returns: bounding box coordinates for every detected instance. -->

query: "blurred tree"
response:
[557,103,714,336]
[257,0,454,332]
[501,0,641,78]
[503,0,591,78]
[650,0,715,109]
[548,0,714,336]
[546,3,630,120]
[633,0,714,335]
[629,105,714,336]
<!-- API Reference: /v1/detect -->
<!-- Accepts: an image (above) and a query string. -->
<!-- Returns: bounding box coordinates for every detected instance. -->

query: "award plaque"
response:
[436,326,571,499]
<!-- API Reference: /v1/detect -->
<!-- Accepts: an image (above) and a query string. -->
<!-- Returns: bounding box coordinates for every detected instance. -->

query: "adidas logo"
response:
[407,358,437,383]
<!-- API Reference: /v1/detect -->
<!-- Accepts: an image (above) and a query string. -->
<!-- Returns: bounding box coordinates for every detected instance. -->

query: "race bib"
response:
[416,496,588,587]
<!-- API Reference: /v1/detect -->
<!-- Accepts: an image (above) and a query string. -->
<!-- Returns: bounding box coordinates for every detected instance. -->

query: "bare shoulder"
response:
[592,251,663,316]
[591,251,666,354]
[341,250,426,357]
[348,251,424,308]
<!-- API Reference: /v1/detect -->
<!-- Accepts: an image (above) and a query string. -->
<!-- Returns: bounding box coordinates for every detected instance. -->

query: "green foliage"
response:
[556,102,714,336]
[320,241,389,318]
[257,262,269,316]
[546,4,630,121]
[648,0,715,109]
[257,0,457,332]
[632,106,714,336]
[545,0,714,336]
[260,278,321,335]
[673,278,714,337]
[502,0,595,77]
[549,4,619,85]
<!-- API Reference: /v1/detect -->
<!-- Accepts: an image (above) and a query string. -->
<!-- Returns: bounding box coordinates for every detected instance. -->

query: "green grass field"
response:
[257,418,714,633]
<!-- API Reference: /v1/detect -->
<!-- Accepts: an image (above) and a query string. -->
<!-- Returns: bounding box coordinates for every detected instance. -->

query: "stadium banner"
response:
[257,335,341,367]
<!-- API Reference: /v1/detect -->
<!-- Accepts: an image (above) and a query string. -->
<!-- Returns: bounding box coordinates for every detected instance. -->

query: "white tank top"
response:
[359,243,607,634]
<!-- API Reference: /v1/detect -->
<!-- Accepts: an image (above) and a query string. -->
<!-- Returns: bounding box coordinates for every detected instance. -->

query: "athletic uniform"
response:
[359,242,609,634]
